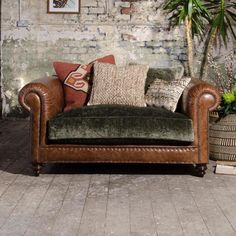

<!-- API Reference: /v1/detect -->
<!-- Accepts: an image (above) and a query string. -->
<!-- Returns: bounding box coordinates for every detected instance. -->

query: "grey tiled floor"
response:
[0,120,236,236]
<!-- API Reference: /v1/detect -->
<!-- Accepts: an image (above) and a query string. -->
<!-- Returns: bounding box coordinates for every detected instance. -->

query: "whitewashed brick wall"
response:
[0,0,196,116]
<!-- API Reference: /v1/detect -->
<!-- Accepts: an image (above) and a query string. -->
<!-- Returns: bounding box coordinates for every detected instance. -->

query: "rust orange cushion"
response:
[53,55,116,112]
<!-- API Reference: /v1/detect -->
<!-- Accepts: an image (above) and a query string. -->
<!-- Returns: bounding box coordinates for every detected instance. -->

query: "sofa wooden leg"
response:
[32,163,43,176]
[195,164,207,177]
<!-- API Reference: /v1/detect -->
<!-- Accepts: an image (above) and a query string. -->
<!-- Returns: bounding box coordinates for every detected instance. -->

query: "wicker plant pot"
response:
[209,114,236,161]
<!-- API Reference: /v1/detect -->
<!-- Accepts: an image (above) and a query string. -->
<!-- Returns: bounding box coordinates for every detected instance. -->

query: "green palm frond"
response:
[204,0,236,45]
[163,0,211,37]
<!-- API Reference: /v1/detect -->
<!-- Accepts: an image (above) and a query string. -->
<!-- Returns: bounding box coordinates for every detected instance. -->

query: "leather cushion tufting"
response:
[47,105,194,145]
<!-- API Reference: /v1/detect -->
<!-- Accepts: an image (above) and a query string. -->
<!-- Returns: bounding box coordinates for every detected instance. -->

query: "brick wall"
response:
[0,0,2,119]
[0,0,234,117]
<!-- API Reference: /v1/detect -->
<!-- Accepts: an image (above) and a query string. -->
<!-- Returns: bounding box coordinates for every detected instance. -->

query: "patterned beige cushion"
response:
[88,62,149,107]
[145,77,191,112]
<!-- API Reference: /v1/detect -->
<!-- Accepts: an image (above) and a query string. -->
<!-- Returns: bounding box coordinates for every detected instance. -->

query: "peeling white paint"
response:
[2,28,33,41]
[1,0,234,117]
[13,77,25,91]
[5,90,12,99]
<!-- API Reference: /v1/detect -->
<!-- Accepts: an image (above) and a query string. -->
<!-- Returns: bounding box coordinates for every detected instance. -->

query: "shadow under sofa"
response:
[19,76,220,177]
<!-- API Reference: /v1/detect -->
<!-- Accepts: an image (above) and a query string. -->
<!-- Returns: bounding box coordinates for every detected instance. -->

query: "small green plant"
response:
[218,87,236,117]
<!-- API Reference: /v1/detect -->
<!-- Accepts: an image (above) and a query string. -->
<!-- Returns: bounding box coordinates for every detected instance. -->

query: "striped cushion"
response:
[145,77,191,112]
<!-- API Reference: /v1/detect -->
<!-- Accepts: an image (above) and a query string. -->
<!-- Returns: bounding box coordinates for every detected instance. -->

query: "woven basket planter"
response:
[209,114,236,161]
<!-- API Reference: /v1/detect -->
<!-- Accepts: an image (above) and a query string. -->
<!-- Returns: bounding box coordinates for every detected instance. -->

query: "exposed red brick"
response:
[121,6,135,14]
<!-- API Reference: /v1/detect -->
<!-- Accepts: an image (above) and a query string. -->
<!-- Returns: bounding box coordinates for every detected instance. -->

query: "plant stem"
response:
[201,29,217,81]
[185,18,195,78]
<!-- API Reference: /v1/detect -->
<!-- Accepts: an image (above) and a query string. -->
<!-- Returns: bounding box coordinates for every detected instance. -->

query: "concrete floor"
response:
[0,120,236,236]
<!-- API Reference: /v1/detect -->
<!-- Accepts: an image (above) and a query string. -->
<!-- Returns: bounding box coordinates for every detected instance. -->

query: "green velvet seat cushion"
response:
[47,105,194,145]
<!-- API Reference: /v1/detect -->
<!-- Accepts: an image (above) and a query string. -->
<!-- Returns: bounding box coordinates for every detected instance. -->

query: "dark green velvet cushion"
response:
[47,105,194,145]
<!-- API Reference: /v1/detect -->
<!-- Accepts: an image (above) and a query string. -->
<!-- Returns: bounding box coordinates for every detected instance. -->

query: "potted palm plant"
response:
[163,0,210,78]
[163,0,236,163]
[204,1,236,162]
[163,0,236,81]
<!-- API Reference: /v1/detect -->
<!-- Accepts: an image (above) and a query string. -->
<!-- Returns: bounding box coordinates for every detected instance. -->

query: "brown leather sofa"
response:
[19,76,220,177]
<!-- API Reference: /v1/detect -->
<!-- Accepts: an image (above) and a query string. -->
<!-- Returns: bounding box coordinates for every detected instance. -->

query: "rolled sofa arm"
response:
[19,76,64,120]
[181,79,221,163]
[19,76,64,150]
[181,79,220,116]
